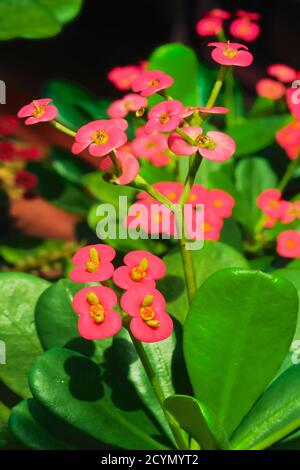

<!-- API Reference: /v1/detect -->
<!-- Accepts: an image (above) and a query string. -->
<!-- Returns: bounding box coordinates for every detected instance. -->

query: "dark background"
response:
[0,0,299,104]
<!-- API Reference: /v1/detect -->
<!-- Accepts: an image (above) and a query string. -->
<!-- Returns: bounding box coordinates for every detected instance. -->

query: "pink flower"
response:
[257,189,283,218]
[72,286,121,340]
[113,250,166,291]
[182,106,229,118]
[268,64,297,83]
[108,65,141,90]
[72,119,127,157]
[69,244,116,283]
[279,200,300,224]
[237,10,261,20]
[187,184,208,205]
[208,41,253,67]
[205,189,235,218]
[168,126,236,162]
[196,18,222,37]
[15,171,37,191]
[208,9,230,20]
[276,121,300,160]
[286,88,300,121]
[188,207,223,241]
[145,100,183,134]
[256,79,286,100]
[125,201,176,236]
[18,99,58,125]
[107,94,147,118]
[98,150,139,185]
[120,286,173,343]
[132,70,174,97]
[148,151,171,167]
[153,181,184,202]
[131,133,168,159]
[0,141,14,161]
[277,230,300,258]
[0,115,18,135]
[229,19,260,42]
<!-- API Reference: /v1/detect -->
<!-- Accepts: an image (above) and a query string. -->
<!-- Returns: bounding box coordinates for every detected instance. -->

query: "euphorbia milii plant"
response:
[8,21,300,453]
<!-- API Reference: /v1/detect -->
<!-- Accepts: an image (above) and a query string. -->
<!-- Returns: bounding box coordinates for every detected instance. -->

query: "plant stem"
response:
[50,120,76,137]
[125,323,189,450]
[175,126,196,146]
[205,65,228,108]
[278,155,300,192]
[131,175,174,209]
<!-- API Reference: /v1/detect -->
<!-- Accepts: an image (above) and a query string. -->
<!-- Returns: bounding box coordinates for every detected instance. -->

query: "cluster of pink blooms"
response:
[196,9,261,42]
[70,245,173,342]
[126,182,235,241]
[256,64,299,101]
[276,86,300,160]
[17,37,255,184]
[257,189,300,258]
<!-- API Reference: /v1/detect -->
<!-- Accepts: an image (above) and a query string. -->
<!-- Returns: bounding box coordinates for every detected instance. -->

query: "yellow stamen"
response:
[139,296,160,328]
[32,100,46,118]
[159,112,170,124]
[167,191,177,200]
[223,47,238,59]
[149,79,159,87]
[203,222,212,232]
[85,247,100,273]
[86,291,105,324]
[286,239,296,250]
[91,130,109,145]
[131,258,148,281]
[194,134,216,149]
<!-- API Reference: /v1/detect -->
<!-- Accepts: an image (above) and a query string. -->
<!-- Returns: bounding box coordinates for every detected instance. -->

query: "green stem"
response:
[50,120,76,137]
[130,175,174,209]
[175,126,196,146]
[109,150,121,177]
[205,65,228,108]
[278,155,300,192]
[125,322,189,450]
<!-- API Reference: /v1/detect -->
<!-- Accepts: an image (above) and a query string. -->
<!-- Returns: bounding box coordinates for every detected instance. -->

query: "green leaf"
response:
[234,157,278,232]
[9,399,69,450]
[83,172,136,207]
[0,402,10,448]
[227,115,292,156]
[184,268,298,437]
[0,0,83,40]
[45,80,110,129]
[158,241,248,324]
[148,43,198,105]
[164,395,217,450]
[50,147,92,186]
[250,97,278,117]
[109,326,189,445]
[0,238,66,265]
[273,268,300,340]
[230,364,300,450]
[35,278,112,363]
[29,348,170,450]
[0,273,50,397]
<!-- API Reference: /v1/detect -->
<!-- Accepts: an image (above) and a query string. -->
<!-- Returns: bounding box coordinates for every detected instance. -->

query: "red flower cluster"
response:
[256,64,298,101]
[70,245,173,343]
[125,182,235,241]
[196,9,261,42]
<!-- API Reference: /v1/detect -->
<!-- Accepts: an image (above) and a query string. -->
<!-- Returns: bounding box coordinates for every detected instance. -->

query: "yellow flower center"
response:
[149,79,159,87]
[269,199,280,209]
[286,239,296,250]
[130,258,148,281]
[203,222,212,232]
[32,101,46,118]
[194,134,216,149]
[213,199,223,208]
[85,247,100,273]
[92,130,109,145]
[139,295,160,328]
[86,291,105,324]
[188,193,197,202]
[167,191,177,200]
[159,112,170,124]
[223,47,238,59]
